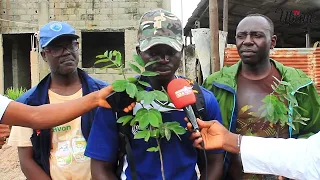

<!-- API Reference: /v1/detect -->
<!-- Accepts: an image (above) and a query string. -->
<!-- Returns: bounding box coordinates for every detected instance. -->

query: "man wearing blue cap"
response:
[8,21,107,180]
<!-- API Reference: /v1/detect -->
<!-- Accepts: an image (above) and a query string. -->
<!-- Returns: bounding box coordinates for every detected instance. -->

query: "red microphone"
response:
[167,78,200,131]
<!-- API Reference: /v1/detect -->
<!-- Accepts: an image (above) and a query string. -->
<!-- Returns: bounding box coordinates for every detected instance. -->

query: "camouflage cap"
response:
[137,8,183,52]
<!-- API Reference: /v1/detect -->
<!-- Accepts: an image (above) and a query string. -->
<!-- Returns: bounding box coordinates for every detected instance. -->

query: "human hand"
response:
[97,86,135,113]
[185,118,229,150]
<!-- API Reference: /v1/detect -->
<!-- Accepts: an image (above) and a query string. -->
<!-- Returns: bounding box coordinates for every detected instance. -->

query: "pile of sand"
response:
[0,144,25,180]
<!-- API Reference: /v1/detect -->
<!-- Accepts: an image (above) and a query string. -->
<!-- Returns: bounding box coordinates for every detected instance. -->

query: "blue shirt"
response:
[85,86,223,180]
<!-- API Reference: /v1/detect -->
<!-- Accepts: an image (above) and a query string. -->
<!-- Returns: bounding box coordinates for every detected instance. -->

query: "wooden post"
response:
[209,0,220,72]
[0,35,4,94]
[38,0,50,80]
[223,0,228,32]
[306,27,310,48]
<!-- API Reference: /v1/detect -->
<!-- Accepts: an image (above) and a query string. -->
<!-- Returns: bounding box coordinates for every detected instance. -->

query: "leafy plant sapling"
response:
[258,76,310,137]
[95,50,187,180]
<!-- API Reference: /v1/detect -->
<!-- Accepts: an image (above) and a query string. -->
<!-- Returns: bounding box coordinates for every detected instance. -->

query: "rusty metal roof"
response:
[224,47,320,91]
[184,0,320,48]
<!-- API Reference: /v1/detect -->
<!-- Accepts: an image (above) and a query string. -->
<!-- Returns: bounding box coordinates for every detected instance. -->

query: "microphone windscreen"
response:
[167,78,196,109]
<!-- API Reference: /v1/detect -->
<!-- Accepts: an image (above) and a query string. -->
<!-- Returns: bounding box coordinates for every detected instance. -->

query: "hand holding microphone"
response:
[167,78,210,180]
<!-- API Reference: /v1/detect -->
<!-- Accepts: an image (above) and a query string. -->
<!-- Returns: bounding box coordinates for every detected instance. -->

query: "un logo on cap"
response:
[50,23,62,32]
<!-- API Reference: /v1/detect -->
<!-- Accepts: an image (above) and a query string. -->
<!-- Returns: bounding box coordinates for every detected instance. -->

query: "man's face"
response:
[235,16,277,65]
[138,44,182,80]
[42,37,79,75]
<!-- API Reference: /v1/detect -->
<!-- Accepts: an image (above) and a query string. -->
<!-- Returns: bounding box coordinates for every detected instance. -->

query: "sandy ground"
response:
[0,144,25,180]
[0,143,201,180]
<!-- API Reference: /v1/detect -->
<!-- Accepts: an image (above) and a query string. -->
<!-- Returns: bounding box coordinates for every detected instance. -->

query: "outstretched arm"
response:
[1,86,134,129]
[188,119,320,180]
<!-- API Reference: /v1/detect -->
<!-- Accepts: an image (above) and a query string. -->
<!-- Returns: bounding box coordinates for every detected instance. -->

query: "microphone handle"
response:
[183,105,199,131]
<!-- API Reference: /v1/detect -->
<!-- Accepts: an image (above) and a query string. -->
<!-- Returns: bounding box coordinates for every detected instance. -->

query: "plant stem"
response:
[156,138,166,180]
[120,65,127,80]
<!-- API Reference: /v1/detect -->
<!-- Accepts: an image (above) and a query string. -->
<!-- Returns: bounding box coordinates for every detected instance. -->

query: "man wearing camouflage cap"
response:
[85,9,224,180]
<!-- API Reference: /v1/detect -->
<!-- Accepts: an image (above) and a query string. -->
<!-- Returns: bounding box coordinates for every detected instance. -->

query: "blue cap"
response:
[39,21,79,48]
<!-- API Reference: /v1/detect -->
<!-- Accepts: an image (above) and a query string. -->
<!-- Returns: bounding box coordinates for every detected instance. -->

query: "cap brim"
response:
[42,34,79,48]
[139,36,183,52]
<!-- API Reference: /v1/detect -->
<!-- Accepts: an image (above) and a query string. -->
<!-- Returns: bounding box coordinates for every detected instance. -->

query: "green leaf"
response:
[146,146,159,152]
[149,109,163,124]
[280,81,290,86]
[135,108,148,118]
[293,120,307,126]
[134,54,145,67]
[159,126,165,137]
[94,58,110,65]
[143,91,155,105]
[145,60,158,68]
[151,129,159,137]
[134,130,148,139]
[112,80,128,92]
[99,64,116,70]
[153,90,168,101]
[142,71,159,76]
[260,110,267,118]
[279,115,288,126]
[300,117,310,121]
[295,106,308,114]
[148,111,160,127]
[144,131,151,142]
[130,117,139,126]
[140,110,160,128]
[266,104,275,117]
[112,50,118,56]
[96,54,106,58]
[138,81,151,87]
[129,63,142,74]
[171,126,186,135]
[140,113,151,129]
[108,51,113,60]
[115,51,122,66]
[273,76,281,83]
[161,87,172,102]
[126,83,138,98]
[164,128,171,141]
[127,77,138,83]
[104,50,109,57]
[136,90,146,101]
[258,104,267,112]
[137,85,145,92]
[166,122,180,128]
[288,94,298,106]
[116,115,134,125]
[286,122,296,130]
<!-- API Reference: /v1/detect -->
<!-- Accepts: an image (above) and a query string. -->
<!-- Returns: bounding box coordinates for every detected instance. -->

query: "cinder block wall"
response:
[0,0,170,83]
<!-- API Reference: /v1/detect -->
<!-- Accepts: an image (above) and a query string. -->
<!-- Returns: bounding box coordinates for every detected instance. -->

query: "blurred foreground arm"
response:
[187,119,320,180]
[1,86,134,129]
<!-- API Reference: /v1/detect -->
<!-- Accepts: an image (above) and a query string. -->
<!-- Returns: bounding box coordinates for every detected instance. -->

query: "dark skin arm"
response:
[200,153,224,180]
[91,159,117,180]
[1,86,134,129]
[18,147,51,180]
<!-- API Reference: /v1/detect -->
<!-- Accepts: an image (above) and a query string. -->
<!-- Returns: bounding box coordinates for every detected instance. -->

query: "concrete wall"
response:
[0,0,170,89]
[2,34,32,91]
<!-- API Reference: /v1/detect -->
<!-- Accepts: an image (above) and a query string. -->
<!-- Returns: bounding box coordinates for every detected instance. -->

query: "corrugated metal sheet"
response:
[224,47,320,92]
